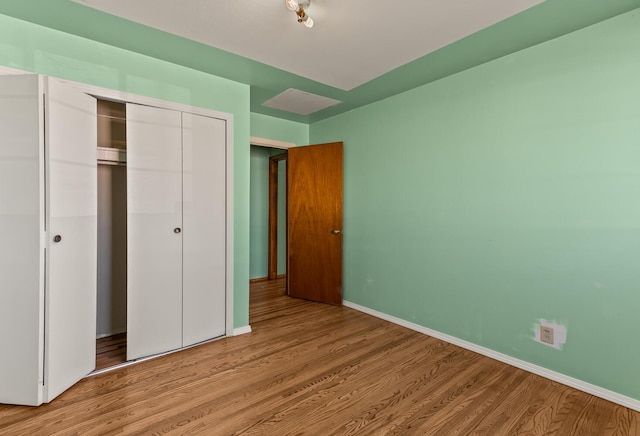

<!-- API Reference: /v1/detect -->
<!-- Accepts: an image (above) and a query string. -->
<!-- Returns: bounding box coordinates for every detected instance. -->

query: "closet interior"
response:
[96,99,128,370]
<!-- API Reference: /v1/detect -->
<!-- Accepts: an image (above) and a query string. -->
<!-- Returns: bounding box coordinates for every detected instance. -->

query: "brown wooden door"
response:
[287,142,343,305]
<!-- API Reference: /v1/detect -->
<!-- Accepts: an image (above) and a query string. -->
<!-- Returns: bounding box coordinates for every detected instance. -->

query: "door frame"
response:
[250,137,296,282]
[250,136,295,150]
[268,153,287,279]
[0,66,236,337]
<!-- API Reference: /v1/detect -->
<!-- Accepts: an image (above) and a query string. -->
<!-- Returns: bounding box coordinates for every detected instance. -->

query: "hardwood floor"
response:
[1,277,638,435]
[96,333,127,371]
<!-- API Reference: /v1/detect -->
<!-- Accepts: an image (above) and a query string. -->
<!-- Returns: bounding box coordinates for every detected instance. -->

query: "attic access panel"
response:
[262,88,341,116]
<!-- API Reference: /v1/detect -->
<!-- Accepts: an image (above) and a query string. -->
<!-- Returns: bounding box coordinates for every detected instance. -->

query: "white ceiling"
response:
[73,0,544,91]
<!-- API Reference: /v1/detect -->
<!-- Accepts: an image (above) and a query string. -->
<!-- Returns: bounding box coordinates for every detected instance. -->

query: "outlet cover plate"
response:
[541,326,555,345]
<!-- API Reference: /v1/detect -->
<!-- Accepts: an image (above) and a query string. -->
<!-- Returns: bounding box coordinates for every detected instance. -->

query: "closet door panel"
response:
[0,75,44,406]
[182,113,226,346]
[127,104,183,360]
[44,77,97,402]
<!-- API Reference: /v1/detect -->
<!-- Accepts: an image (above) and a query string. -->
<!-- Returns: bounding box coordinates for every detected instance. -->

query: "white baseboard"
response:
[232,325,252,336]
[343,300,640,413]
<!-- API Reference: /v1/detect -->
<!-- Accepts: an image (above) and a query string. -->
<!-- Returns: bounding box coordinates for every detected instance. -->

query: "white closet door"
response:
[44,77,97,402]
[127,104,183,360]
[0,75,45,406]
[182,113,226,346]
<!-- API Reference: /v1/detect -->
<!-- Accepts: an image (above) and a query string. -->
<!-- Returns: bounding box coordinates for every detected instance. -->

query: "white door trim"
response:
[250,136,296,149]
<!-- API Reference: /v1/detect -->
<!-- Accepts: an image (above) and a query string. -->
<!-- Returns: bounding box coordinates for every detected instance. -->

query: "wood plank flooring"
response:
[1,277,638,435]
[96,333,127,371]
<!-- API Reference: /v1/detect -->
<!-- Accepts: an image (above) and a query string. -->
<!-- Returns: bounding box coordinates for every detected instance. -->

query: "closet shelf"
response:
[97,113,126,123]
[97,146,127,165]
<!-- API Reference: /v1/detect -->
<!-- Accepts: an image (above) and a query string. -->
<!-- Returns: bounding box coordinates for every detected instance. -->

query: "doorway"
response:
[249,144,288,325]
[96,99,128,370]
[268,152,287,279]
[249,145,287,282]
[249,140,344,310]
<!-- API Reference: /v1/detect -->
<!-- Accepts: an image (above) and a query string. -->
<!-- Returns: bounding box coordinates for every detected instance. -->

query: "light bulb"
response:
[303,15,314,28]
[285,0,298,11]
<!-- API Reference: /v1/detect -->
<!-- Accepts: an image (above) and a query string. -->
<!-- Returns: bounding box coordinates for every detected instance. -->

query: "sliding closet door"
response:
[127,104,183,360]
[44,77,97,402]
[182,113,226,346]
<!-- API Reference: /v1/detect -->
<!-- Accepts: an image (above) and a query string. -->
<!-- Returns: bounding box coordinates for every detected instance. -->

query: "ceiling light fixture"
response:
[285,0,314,28]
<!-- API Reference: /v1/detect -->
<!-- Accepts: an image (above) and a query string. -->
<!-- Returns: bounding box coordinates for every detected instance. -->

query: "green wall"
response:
[250,112,309,145]
[310,9,640,400]
[249,113,308,278]
[0,14,251,328]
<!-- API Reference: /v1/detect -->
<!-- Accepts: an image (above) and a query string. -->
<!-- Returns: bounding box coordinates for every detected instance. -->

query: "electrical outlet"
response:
[540,326,555,345]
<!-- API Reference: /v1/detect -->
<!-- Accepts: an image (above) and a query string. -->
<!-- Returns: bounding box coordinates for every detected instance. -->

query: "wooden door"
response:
[44,77,97,402]
[127,103,183,360]
[287,142,343,305]
[182,112,226,346]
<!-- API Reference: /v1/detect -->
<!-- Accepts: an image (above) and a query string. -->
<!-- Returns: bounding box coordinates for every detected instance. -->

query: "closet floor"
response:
[95,333,126,371]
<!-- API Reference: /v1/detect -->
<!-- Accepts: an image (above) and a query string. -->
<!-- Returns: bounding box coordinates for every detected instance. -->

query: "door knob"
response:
[174,227,182,234]
[53,235,62,243]
[331,229,341,234]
